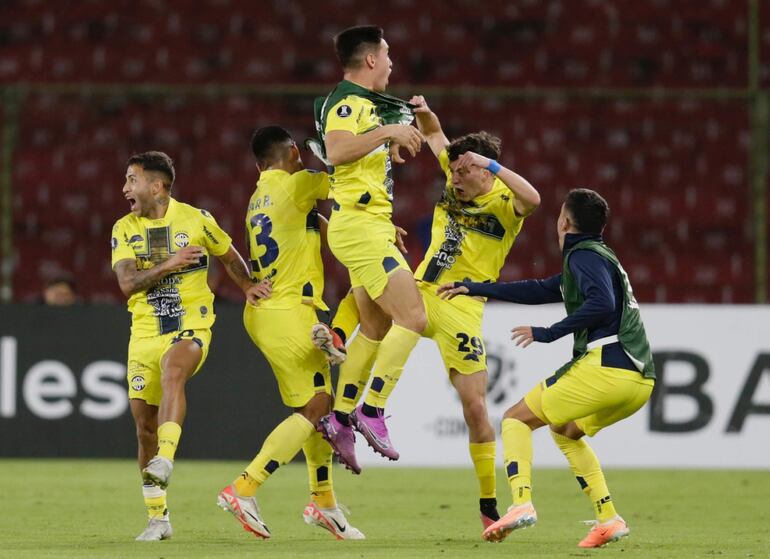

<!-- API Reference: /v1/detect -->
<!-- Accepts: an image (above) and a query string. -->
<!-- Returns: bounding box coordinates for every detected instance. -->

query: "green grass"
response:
[0,459,767,558]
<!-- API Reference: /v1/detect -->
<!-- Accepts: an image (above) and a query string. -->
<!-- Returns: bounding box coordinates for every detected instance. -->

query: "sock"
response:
[332,291,360,343]
[142,483,167,519]
[470,441,497,500]
[238,413,315,496]
[334,333,380,415]
[156,421,182,461]
[303,430,336,508]
[363,324,420,409]
[551,431,617,523]
[480,498,500,521]
[502,418,533,505]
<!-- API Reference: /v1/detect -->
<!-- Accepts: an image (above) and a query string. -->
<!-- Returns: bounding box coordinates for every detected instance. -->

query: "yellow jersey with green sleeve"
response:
[246,169,330,309]
[414,149,525,285]
[304,205,330,312]
[324,94,394,215]
[110,197,232,337]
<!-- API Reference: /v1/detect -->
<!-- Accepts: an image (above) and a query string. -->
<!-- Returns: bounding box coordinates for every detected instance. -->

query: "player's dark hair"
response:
[250,126,294,169]
[45,274,76,292]
[564,188,610,234]
[446,131,502,162]
[334,25,384,69]
[126,151,175,189]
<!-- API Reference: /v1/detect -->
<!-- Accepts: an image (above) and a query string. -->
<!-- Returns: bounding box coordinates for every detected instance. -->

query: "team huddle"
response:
[111,25,655,548]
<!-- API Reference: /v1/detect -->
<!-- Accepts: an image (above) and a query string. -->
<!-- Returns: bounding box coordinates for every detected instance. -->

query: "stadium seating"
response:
[0,0,761,302]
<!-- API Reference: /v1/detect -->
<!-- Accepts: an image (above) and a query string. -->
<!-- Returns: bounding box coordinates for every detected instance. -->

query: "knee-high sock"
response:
[303,430,336,509]
[469,441,497,499]
[551,431,617,522]
[334,333,380,414]
[156,421,182,461]
[142,483,167,519]
[234,413,314,497]
[363,324,420,409]
[331,291,360,344]
[501,418,533,505]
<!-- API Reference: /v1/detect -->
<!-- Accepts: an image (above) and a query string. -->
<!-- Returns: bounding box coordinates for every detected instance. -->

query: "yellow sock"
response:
[334,333,380,414]
[156,421,182,461]
[234,472,260,497]
[238,413,315,496]
[551,431,617,522]
[142,483,167,519]
[502,418,533,505]
[331,290,360,343]
[303,430,336,508]
[363,324,420,408]
[469,441,497,499]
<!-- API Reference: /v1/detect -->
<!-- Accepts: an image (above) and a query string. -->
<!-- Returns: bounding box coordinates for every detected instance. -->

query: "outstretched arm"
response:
[217,245,272,305]
[437,275,563,304]
[409,95,449,158]
[113,245,204,297]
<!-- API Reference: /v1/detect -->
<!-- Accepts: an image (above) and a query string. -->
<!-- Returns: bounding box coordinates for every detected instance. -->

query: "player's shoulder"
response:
[177,200,218,221]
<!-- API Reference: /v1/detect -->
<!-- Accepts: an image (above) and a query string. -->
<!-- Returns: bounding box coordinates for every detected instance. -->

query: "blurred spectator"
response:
[42,275,78,306]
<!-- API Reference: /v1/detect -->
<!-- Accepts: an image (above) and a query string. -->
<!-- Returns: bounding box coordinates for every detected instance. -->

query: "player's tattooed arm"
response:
[216,246,271,305]
[113,245,204,297]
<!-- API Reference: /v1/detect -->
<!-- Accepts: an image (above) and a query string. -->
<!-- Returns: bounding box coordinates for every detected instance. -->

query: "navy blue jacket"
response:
[458,233,637,371]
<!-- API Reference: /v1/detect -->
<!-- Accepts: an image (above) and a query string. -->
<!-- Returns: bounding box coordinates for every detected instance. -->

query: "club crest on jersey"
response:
[130,374,145,392]
[174,232,190,248]
[337,105,352,118]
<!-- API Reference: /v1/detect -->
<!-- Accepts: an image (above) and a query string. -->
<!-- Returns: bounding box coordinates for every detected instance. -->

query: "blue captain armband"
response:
[486,160,501,174]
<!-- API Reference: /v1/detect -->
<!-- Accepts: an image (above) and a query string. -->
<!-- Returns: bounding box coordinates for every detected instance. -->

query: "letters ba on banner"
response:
[373,304,770,469]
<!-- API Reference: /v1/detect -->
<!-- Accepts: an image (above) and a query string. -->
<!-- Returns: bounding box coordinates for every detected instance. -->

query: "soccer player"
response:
[438,189,656,547]
[412,96,540,528]
[216,126,364,540]
[313,24,428,470]
[111,151,270,541]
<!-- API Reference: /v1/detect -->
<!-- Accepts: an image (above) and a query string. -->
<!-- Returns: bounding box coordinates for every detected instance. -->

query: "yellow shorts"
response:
[244,303,331,408]
[419,282,486,375]
[524,347,654,437]
[327,207,411,300]
[127,328,212,407]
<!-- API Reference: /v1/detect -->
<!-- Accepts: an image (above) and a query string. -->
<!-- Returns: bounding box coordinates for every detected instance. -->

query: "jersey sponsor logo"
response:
[128,234,144,245]
[130,373,146,392]
[174,232,190,248]
[146,285,185,320]
[422,214,465,282]
[336,104,352,118]
[202,225,219,245]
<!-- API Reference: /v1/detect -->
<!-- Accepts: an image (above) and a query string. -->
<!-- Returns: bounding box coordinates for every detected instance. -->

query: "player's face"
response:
[372,39,393,92]
[123,165,156,217]
[449,160,487,202]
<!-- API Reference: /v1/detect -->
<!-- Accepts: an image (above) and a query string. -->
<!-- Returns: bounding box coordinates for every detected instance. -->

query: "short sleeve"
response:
[198,209,232,256]
[111,220,135,269]
[289,170,331,212]
[325,96,364,135]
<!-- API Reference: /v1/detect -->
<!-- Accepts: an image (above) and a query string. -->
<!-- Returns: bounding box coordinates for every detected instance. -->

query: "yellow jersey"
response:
[304,206,329,312]
[325,94,393,215]
[246,169,330,309]
[111,197,232,337]
[414,150,525,285]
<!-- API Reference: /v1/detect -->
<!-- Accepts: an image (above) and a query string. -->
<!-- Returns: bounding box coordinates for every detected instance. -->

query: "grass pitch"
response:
[0,459,766,558]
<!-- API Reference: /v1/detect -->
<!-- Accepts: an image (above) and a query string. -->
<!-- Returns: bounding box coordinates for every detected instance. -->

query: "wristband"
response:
[486,160,501,174]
